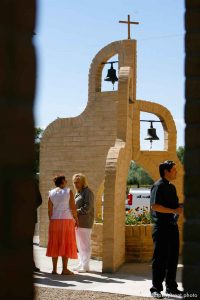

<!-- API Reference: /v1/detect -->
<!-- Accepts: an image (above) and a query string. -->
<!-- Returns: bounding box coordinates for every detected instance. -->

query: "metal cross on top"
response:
[119,14,139,39]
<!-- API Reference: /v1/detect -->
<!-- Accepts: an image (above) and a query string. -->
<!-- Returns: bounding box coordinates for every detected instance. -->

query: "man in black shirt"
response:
[150,160,183,299]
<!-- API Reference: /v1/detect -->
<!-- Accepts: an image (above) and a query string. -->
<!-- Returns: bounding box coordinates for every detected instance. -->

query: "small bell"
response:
[144,121,159,149]
[104,62,118,90]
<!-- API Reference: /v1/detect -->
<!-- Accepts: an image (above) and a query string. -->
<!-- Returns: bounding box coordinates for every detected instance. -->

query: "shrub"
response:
[95,207,154,225]
[125,206,154,225]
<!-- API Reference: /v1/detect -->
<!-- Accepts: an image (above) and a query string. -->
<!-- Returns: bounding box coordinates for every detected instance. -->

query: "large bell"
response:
[104,63,118,89]
[145,128,159,141]
[144,122,159,149]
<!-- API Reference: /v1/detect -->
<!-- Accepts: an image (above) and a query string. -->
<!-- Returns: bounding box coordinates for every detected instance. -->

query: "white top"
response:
[49,187,73,219]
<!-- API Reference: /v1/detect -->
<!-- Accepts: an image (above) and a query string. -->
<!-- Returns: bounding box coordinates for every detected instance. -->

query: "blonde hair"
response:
[72,173,88,190]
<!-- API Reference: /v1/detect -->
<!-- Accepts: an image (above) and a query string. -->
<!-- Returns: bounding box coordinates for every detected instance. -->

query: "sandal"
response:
[51,271,58,275]
[61,269,74,275]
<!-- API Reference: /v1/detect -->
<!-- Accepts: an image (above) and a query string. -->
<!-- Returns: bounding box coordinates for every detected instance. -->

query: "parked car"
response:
[125,188,151,212]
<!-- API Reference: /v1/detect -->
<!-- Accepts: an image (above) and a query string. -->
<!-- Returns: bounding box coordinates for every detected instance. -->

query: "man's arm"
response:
[151,204,183,215]
[35,182,42,208]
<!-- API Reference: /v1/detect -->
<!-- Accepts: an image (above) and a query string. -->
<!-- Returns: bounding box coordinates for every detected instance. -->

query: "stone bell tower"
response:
[40,19,183,272]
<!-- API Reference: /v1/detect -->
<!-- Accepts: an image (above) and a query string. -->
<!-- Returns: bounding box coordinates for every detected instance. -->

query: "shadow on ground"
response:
[34,271,126,288]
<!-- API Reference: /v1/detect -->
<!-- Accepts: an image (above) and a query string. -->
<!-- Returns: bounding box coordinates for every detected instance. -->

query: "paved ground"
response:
[33,236,183,299]
[35,287,150,299]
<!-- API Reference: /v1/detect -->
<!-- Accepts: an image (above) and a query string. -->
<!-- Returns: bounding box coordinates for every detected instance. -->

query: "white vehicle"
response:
[125,188,151,212]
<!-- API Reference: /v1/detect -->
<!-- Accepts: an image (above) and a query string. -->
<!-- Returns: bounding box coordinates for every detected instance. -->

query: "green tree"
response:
[177,146,184,164]
[34,127,44,174]
[127,161,153,188]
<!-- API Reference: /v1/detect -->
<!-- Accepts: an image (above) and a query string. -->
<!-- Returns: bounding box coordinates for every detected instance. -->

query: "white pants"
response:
[76,228,92,269]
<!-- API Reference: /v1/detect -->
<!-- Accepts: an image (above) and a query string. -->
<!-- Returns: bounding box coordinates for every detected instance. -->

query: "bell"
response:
[104,63,118,89]
[144,122,159,149]
[145,128,159,141]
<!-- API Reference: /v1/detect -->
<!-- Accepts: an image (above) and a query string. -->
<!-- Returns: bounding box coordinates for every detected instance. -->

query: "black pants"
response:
[150,223,179,292]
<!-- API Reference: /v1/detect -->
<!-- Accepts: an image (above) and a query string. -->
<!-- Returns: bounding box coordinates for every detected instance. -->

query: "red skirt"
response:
[46,219,78,258]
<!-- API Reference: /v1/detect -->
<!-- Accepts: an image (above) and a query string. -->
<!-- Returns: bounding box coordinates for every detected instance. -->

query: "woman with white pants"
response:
[72,173,94,273]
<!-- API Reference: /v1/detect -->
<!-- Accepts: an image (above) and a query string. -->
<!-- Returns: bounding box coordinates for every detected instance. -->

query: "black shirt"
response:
[150,178,179,225]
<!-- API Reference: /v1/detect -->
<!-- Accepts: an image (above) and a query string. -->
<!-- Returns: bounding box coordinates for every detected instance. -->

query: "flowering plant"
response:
[125,206,154,225]
[95,207,154,225]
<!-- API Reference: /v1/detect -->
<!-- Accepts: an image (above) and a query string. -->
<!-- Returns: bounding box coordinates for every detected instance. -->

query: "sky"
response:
[34,0,185,150]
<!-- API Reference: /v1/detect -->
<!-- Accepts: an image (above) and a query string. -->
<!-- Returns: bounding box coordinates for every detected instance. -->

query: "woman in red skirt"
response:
[46,175,78,275]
